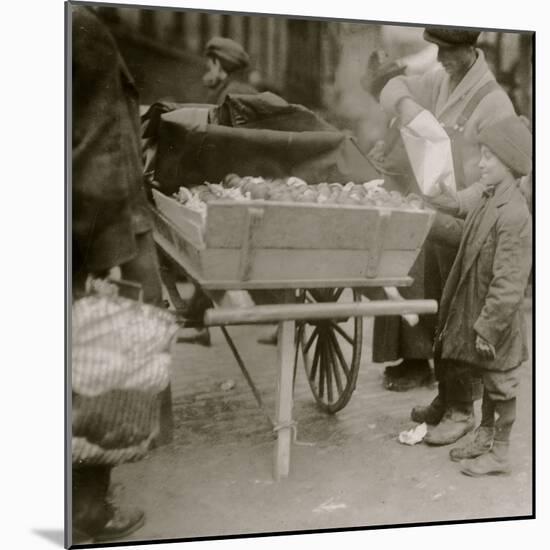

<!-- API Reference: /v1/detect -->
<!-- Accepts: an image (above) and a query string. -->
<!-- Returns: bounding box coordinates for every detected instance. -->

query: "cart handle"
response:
[204,299,437,327]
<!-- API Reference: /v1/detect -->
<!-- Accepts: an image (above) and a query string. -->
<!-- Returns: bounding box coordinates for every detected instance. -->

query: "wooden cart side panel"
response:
[152,189,205,249]
[201,248,418,282]
[151,211,204,282]
[205,201,432,251]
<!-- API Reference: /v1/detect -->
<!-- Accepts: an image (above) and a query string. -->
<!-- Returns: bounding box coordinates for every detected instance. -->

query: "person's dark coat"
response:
[205,72,258,105]
[371,252,435,362]
[72,6,152,277]
[72,6,171,445]
[429,179,531,371]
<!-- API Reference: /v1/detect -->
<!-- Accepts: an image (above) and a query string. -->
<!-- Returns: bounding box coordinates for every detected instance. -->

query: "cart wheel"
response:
[295,288,363,414]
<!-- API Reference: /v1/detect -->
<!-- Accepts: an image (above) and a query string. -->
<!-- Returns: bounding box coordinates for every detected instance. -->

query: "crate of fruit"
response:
[151,175,434,290]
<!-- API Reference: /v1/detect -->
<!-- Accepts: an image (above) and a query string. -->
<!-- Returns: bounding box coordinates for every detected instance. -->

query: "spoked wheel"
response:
[295,288,363,414]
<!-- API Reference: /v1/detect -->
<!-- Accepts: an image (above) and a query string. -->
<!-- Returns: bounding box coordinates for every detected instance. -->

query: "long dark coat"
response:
[371,121,435,362]
[72,6,152,279]
[429,179,531,371]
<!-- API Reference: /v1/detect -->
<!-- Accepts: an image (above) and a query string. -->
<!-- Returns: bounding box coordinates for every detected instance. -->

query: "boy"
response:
[426,115,532,476]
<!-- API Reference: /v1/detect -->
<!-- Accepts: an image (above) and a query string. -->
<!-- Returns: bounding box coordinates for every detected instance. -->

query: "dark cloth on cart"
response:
[143,93,335,137]
[142,102,213,139]
[154,92,379,195]
[428,178,531,395]
[213,92,336,131]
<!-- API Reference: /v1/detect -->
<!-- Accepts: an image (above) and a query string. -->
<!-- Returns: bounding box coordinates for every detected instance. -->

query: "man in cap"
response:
[379,27,518,445]
[426,115,531,475]
[203,36,258,105]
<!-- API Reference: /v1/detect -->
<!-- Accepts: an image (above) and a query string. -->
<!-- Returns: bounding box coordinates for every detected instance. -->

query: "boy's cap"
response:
[478,116,532,176]
[205,37,250,73]
[423,28,481,48]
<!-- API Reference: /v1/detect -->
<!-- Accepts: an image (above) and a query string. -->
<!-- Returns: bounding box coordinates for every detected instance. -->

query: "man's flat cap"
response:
[423,28,481,47]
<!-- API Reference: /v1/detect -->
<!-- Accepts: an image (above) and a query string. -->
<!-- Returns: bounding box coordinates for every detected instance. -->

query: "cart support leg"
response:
[273,318,295,480]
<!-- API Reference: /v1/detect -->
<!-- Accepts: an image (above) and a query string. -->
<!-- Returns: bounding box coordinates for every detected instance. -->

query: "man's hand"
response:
[397,97,423,127]
[367,140,386,164]
[475,334,496,361]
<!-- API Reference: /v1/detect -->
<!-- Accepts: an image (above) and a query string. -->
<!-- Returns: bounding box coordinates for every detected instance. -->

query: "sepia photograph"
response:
[67,0,534,547]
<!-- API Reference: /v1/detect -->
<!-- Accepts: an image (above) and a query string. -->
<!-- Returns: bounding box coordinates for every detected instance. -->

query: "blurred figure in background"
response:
[169,37,262,345]
[166,36,260,346]
[203,36,258,104]
[163,36,258,346]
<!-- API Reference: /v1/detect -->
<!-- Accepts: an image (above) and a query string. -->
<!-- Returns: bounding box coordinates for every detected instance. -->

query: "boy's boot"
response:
[424,401,475,446]
[450,389,495,461]
[411,381,446,425]
[460,397,515,476]
[425,362,477,446]
[450,426,494,462]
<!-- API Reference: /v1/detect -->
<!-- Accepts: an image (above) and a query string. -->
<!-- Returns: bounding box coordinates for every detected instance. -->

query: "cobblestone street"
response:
[113,305,533,544]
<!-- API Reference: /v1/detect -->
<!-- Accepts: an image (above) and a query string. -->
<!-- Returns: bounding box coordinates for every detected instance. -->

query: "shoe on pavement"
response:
[93,507,146,543]
[460,442,510,476]
[384,360,434,392]
[177,327,211,347]
[450,426,494,462]
[383,361,408,379]
[384,358,431,378]
[424,408,475,446]
[411,394,446,425]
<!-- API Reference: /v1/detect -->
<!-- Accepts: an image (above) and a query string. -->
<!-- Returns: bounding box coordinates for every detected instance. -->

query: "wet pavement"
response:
[112,305,533,544]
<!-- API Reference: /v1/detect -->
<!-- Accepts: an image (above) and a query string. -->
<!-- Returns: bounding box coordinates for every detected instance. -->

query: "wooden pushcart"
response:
[151,190,438,480]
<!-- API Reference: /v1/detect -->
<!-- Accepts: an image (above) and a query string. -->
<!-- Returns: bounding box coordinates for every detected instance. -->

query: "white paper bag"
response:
[400,110,456,197]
